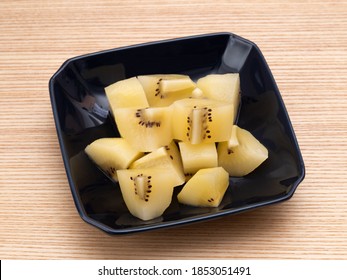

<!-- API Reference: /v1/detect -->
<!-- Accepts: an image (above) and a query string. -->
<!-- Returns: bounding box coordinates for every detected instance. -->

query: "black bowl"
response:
[49,33,305,234]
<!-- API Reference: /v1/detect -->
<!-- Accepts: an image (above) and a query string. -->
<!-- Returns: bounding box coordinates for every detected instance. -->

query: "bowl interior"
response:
[50,33,304,234]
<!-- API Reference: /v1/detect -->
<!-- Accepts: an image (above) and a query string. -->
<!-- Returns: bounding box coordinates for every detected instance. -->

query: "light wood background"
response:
[1,0,346,260]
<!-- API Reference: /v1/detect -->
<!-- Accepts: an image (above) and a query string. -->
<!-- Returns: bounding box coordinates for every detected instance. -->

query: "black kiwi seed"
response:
[170,155,173,160]
[136,110,161,128]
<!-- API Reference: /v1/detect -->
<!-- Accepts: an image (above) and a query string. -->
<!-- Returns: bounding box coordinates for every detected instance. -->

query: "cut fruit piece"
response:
[114,106,173,152]
[217,125,268,177]
[84,138,143,181]
[197,73,240,120]
[171,98,234,144]
[227,125,239,148]
[117,168,178,220]
[177,167,229,207]
[178,142,218,175]
[138,74,196,107]
[105,77,149,115]
[130,141,185,186]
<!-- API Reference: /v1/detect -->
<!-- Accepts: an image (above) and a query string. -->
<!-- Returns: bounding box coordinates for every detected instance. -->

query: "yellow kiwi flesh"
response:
[177,167,229,207]
[217,125,268,177]
[105,77,149,114]
[178,142,218,176]
[117,168,179,221]
[138,74,196,107]
[114,106,173,152]
[130,141,185,185]
[197,73,240,120]
[84,138,144,181]
[171,98,234,144]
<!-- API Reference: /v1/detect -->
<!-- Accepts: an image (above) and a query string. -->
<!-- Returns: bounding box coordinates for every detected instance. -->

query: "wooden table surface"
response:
[1,0,346,260]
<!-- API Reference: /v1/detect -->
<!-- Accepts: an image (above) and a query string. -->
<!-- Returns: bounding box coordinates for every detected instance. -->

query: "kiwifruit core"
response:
[187,106,213,144]
[131,174,152,202]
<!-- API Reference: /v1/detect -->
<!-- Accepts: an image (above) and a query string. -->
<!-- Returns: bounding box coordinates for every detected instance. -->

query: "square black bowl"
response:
[49,33,305,234]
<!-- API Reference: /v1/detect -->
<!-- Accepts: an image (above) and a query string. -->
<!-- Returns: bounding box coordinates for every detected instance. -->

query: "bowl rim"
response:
[48,32,305,234]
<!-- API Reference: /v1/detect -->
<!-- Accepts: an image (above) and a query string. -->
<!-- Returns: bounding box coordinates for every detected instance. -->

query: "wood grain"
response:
[1,0,346,259]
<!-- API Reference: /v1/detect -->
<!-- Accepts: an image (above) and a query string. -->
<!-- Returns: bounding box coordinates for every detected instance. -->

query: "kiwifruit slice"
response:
[177,167,229,207]
[105,77,149,115]
[217,125,268,177]
[114,106,173,152]
[137,74,196,107]
[197,73,240,120]
[171,98,234,144]
[84,138,144,181]
[178,142,218,175]
[130,141,185,185]
[117,168,179,221]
